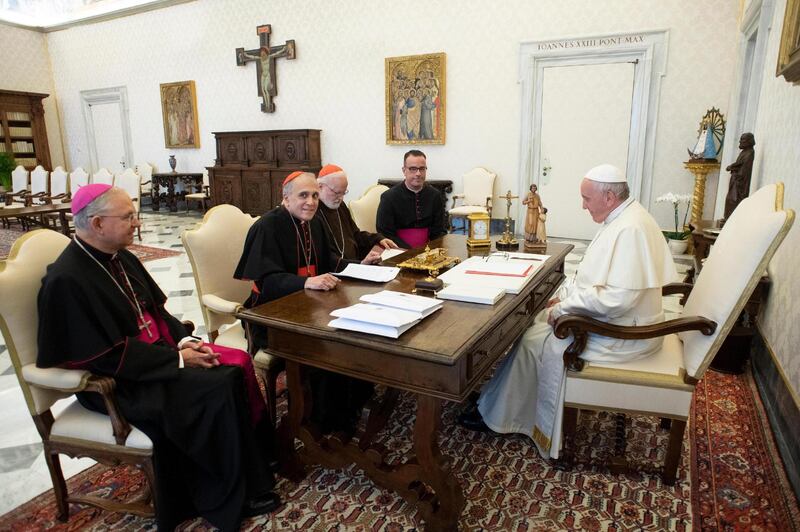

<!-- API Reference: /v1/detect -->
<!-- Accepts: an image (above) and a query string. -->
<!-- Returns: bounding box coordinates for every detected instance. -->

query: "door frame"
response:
[517,30,669,224]
[714,0,775,218]
[80,86,134,173]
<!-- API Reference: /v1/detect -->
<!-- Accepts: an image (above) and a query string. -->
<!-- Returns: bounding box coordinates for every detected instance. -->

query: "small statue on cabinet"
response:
[522,185,547,249]
[535,206,548,244]
[723,132,755,220]
[523,184,542,245]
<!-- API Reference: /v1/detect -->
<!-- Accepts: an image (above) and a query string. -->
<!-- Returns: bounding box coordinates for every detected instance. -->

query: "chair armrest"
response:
[22,364,92,392]
[554,313,717,372]
[450,194,465,209]
[182,320,195,336]
[202,294,242,315]
[22,365,132,444]
[662,282,693,297]
[140,180,151,186]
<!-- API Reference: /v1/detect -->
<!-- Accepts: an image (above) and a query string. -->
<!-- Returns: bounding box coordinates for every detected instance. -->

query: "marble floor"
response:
[0,210,691,516]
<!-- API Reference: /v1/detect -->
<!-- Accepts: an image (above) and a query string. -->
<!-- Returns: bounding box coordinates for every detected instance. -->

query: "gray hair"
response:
[73,187,122,231]
[282,172,316,197]
[598,181,630,201]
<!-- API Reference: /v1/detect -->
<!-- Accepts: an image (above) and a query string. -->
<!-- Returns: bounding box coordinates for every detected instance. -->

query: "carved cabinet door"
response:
[210,171,242,208]
[242,171,272,215]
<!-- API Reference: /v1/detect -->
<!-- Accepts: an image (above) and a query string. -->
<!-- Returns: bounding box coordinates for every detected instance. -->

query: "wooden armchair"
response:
[185,169,211,212]
[115,168,142,240]
[448,167,496,233]
[553,183,794,485]
[181,204,284,423]
[0,230,156,521]
[91,168,114,186]
[4,165,30,206]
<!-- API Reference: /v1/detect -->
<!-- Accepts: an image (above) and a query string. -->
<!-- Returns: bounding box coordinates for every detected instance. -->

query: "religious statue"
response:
[523,184,542,245]
[535,206,548,244]
[723,133,755,220]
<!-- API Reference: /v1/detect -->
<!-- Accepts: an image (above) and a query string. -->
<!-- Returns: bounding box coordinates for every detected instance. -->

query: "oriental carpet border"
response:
[1,368,798,530]
[0,228,180,262]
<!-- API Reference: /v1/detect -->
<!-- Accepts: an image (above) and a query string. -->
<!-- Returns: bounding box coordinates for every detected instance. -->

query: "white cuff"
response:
[178,351,184,368]
[177,336,195,349]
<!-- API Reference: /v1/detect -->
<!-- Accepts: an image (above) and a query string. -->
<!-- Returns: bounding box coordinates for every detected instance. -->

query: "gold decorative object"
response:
[495,190,519,250]
[397,245,460,277]
[683,160,720,253]
[466,211,491,248]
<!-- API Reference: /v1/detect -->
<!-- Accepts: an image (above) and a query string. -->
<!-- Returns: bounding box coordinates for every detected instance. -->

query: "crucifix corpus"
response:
[236,24,296,113]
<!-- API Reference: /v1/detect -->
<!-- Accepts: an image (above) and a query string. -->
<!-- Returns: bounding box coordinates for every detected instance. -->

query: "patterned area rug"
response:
[691,369,800,530]
[0,228,180,262]
[0,369,797,531]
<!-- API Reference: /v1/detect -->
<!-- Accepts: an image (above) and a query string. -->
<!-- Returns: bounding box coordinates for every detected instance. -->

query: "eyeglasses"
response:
[93,213,137,223]
[321,183,348,197]
[405,166,427,173]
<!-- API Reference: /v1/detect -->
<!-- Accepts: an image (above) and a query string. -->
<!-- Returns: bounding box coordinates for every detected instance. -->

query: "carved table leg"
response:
[151,178,160,211]
[277,360,307,482]
[412,394,465,531]
[167,178,177,212]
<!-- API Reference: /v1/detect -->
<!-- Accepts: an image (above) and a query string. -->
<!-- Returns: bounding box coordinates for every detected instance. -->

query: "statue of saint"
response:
[523,184,542,244]
[724,133,755,219]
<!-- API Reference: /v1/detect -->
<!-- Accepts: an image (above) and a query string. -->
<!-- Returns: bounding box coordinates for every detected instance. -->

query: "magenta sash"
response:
[397,227,429,248]
[137,310,266,426]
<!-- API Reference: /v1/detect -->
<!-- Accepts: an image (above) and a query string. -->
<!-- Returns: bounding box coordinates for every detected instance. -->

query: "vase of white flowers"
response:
[656,192,692,254]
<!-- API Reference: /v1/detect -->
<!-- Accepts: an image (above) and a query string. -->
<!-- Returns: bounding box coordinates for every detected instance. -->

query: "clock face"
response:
[473,220,488,239]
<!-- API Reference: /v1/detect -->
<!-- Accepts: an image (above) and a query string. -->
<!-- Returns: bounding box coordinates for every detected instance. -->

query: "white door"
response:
[538,62,634,240]
[90,102,127,173]
[81,87,133,175]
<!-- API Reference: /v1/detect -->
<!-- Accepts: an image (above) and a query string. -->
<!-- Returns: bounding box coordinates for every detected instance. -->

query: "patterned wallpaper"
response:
[42,0,739,228]
[750,0,800,399]
[0,23,65,168]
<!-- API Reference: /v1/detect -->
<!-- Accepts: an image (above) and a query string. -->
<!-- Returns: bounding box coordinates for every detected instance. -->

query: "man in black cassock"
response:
[234,171,374,433]
[316,163,398,262]
[36,185,280,531]
[376,149,447,248]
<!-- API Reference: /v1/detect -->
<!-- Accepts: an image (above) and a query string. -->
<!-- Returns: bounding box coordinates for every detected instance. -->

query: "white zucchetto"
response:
[585,164,627,184]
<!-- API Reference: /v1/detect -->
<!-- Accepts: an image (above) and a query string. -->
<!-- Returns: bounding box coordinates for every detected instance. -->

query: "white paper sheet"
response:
[333,263,400,282]
[380,248,407,261]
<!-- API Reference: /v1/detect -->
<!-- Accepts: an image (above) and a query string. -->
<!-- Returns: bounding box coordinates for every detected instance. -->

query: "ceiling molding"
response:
[0,0,194,33]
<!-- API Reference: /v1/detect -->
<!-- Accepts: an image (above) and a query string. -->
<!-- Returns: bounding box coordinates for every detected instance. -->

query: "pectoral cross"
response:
[236,24,296,113]
[139,318,154,338]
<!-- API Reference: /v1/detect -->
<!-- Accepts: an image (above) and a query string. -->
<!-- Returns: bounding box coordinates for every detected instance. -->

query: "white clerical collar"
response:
[602,197,634,225]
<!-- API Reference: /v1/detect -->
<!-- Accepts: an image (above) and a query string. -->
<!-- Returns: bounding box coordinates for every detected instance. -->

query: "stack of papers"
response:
[437,253,550,295]
[328,290,443,338]
[436,284,506,305]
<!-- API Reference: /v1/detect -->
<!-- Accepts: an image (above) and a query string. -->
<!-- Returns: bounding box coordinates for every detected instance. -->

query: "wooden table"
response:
[151,172,203,212]
[0,203,72,236]
[238,235,571,530]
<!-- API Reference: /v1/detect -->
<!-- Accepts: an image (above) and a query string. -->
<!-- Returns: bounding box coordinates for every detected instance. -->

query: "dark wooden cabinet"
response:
[0,90,52,171]
[208,129,321,215]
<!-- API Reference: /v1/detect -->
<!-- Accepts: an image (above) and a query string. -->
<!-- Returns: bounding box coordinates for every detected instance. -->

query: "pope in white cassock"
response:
[459,164,677,458]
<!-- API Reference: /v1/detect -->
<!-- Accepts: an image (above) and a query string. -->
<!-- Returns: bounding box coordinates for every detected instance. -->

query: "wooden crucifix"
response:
[236,24,296,113]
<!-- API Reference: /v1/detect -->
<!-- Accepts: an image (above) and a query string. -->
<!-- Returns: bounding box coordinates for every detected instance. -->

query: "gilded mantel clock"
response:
[467,212,491,248]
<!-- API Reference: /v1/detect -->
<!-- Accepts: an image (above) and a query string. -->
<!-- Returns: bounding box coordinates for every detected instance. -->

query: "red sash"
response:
[397,227,429,248]
[298,265,317,277]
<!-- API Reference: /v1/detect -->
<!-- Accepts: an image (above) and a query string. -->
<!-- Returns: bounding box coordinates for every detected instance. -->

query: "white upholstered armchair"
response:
[0,230,155,521]
[181,204,284,422]
[448,167,496,233]
[349,184,388,233]
[554,183,794,485]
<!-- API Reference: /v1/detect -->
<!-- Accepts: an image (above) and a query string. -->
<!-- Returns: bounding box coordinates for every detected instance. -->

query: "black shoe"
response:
[241,492,282,518]
[457,408,490,432]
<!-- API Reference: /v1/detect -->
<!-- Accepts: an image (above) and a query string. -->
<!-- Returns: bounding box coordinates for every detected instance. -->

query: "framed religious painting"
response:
[776,0,800,83]
[385,52,446,145]
[160,80,200,148]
